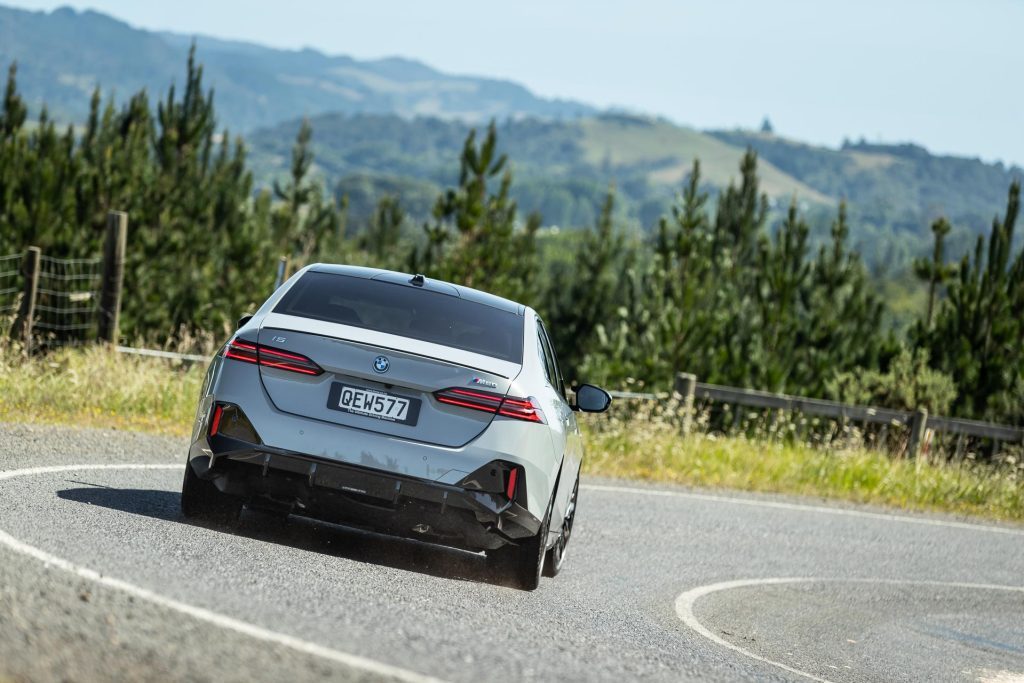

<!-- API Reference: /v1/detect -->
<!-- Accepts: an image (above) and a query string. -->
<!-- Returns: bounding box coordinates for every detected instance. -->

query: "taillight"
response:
[506,466,519,499]
[207,402,262,444]
[457,461,527,504]
[209,404,224,436]
[224,338,323,376]
[434,388,546,424]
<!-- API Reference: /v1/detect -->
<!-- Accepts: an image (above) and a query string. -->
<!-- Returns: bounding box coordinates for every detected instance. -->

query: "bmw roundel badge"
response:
[373,355,390,374]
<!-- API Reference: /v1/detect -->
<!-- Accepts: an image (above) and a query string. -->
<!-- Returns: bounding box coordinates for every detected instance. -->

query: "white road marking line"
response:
[582,483,1024,536]
[674,577,1024,683]
[675,578,832,682]
[977,670,1024,683]
[0,463,182,481]
[0,463,445,683]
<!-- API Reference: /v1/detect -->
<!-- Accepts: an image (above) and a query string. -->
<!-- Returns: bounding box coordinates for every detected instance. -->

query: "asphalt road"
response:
[1,422,1023,683]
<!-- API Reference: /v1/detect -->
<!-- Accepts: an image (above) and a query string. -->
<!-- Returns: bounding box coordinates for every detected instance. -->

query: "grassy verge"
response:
[583,418,1024,522]
[0,344,204,435]
[2,345,1021,522]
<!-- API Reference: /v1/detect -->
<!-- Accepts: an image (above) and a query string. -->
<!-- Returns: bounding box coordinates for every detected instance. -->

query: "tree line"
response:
[1,53,1021,426]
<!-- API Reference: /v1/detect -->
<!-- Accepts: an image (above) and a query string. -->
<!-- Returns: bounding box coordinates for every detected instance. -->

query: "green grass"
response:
[1,344,1021,522]
[583,415,1024,522]
[0,343,204,435]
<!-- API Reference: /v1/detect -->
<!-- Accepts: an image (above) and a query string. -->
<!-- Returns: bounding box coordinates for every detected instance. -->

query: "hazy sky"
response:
[8,0,1024,166]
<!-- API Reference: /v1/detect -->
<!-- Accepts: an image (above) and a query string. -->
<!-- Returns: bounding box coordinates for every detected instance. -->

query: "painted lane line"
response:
[582,483,1024,536]
[0,463,445,683]
[0,463,183,481]
[674,577,1024,683]
[675,578,830,683]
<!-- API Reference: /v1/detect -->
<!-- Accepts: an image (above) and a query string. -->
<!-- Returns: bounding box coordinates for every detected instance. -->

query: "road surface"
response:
[1,423,1022,682]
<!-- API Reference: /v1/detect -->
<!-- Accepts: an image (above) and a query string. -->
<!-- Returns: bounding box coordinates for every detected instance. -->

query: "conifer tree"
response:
[412,121,539,303]
[360,195,405,265]
[913,218,956,329]
[918,181,1022,422]
[546,185,625,379]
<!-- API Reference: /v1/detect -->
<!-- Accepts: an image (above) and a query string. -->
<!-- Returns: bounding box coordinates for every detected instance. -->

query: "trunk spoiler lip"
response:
[259,313,523,380]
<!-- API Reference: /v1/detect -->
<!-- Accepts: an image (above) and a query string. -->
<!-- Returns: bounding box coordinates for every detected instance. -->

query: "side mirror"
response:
[237,313,254,329]
[574,384,612,413]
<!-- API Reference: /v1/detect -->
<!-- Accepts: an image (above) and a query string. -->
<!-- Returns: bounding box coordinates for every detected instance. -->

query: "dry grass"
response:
[0,342,204,435]
[585,399,1024,522]
[2,344,1021,522]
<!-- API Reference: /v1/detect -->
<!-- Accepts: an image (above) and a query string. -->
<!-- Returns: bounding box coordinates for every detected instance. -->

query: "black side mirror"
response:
[574,384,612,413]
[237,313,254,329]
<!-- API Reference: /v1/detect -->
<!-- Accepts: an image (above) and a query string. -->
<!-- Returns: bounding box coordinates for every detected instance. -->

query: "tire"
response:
[180,461,243,525]
[543,473,578,578]
[488,494,553,591]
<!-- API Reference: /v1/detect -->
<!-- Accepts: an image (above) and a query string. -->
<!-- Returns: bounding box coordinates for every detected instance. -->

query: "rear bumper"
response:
[188,433,542,552]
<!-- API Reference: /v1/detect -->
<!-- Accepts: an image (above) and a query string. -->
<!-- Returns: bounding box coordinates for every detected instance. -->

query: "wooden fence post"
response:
[675,372,697,435]
[98,211,128,344]
[11,246,41,352]
[907,408,928,459]
[274,255,288,290]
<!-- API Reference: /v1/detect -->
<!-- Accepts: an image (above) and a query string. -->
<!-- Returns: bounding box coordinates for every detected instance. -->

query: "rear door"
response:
[537,318,581,522]
[256,270,525,449]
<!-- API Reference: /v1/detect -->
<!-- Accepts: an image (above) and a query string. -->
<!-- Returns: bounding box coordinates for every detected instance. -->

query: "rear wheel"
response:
[488,495,553,591]
[181,461,242,524]
[543,473,578,578]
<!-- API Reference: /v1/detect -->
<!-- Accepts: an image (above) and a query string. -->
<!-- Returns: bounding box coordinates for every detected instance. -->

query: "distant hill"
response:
[247,113,832,235]
[3,3,1020,267]
[248,113,1022,266]
[709,130,1022,250]
[0,4,594,131]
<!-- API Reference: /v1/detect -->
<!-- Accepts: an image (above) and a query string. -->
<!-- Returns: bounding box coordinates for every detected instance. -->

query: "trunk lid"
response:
[257,312,520,448]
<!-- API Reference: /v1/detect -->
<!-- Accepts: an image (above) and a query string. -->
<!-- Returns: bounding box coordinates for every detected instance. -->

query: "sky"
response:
[7,0,1024,166]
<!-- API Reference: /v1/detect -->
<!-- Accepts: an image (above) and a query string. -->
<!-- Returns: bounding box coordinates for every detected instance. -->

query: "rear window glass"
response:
[274,272,524,363]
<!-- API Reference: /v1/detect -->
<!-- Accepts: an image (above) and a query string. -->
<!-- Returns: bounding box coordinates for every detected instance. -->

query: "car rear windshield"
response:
[273,272,524,363]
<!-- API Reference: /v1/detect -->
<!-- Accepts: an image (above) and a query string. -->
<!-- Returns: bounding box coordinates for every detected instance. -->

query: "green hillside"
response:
[247,113,836,232]
[248,113,1021,267]
[577,116,833,204]
[0,4,594,131]
[4,3,1020,267]
[710,130,1023,259]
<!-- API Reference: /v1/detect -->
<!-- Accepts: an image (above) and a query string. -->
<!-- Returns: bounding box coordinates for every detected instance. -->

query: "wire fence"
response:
[0,251,103,347]
[34,254,103,347]
[0,253,22,317]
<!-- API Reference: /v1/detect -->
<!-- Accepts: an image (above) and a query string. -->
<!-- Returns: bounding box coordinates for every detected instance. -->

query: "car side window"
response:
[537,331,556,387]
[537,320,566,398]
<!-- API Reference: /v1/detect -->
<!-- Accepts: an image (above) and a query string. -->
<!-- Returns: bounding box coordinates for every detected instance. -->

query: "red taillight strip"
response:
[498,405,543,422]
[224,339,258,363]
[506,467,519,499]
[257,358,321,375]
[257,346,311,363]
[209,404,223,436]
[435,395,497,412]
[444,388,503,405]
[223,339,323,376]
[434,388,545,424]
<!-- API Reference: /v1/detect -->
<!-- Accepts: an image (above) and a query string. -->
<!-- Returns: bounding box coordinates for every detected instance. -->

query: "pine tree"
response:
[360,195,405,265]
[919,181,1022,422]
[913,217,956,329]
[272,118,345,266]
[546,185,625,379]
[412,121,539,303]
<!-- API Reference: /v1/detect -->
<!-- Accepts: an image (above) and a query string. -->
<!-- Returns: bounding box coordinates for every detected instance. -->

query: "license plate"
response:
[327,383,421,426]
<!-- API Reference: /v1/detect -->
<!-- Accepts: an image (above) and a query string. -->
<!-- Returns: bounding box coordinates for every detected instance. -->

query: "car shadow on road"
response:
[57,486,513,588]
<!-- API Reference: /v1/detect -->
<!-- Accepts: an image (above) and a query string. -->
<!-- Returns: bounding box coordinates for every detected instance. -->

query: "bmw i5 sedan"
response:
[181,264,611,589]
